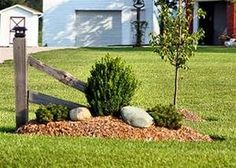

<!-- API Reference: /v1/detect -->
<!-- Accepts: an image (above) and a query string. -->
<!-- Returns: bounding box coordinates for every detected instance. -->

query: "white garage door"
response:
[75,10,122,46]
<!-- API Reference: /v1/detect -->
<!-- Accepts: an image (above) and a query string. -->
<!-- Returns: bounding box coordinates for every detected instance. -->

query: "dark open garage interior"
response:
[199,1,227,45]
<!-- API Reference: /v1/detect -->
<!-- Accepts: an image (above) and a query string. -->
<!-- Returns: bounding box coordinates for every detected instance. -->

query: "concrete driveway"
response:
[0,47,70,63]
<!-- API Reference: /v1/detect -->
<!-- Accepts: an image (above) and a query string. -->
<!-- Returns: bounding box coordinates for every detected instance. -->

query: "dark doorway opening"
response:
[199,2,214,45]
[199,2,227,45]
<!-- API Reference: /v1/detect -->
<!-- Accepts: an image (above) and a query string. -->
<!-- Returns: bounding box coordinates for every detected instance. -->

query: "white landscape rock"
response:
[224,38,236,47]
[121,106,154,128]
[70,107,92,121]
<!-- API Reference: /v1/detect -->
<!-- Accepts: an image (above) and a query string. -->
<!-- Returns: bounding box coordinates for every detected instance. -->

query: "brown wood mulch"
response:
[179,109,202,122]
[17,116,212,142]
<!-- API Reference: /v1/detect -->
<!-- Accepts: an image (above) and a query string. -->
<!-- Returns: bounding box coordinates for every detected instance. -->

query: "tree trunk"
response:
[173,66,179,108]
[173,0,182,108]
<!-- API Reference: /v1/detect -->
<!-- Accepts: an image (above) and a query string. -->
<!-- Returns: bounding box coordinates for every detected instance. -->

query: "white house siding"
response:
[153,3,160,35]
[75,11,122,46]
[43,0,157,47]
[0,17,1,36]
[0,7,39,47]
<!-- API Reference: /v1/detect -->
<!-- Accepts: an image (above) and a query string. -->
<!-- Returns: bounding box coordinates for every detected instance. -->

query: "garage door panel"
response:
[75,11,121,46]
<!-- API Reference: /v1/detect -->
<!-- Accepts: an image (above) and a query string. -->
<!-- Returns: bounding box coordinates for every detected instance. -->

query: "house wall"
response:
[43,0,157,47]
[0,16,1,37]
[153,3,160,35]
[0,7,39,47]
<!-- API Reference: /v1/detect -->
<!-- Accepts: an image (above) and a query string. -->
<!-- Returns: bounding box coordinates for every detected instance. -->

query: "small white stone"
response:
[70,107,92,121]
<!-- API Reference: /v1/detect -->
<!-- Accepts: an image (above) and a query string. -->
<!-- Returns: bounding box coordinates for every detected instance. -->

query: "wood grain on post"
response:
[13,38,28,129]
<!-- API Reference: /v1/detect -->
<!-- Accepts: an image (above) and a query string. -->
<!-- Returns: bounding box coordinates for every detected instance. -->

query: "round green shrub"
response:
[147,104,182,130]
[35,104,70,124]
[86,55,138,116]
[35,106,53,124]
[47,104,70,121]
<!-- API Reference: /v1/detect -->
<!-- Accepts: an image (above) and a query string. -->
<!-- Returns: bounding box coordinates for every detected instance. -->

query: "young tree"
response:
[155,0,178,35]
[151,0,205,108]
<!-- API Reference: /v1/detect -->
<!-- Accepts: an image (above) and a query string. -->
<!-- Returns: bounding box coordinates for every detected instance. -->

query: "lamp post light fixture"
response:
[12,26,27,38]
[133,0,145,47]
[133,0,145,8]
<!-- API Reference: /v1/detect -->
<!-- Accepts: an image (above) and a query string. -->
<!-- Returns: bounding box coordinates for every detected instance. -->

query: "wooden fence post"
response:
[13,37,28,129]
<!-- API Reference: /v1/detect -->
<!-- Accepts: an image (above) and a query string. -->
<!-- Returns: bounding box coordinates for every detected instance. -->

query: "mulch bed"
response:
[17,116,212,142]
[179,109,202,122]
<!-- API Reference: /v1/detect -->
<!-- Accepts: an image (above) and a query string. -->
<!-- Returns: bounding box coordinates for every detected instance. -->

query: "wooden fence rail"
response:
[28,56,86,93]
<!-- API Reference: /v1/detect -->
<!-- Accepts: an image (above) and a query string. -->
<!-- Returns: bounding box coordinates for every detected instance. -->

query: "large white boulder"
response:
[121,106,153,128]
[70,107,92,121]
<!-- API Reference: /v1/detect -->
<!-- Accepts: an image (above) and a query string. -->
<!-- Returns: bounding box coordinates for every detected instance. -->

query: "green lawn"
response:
[0,47,235,167]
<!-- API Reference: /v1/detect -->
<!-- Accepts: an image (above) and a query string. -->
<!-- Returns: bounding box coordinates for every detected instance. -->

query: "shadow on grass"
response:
[196,46,236,54]
[81,47,153,52]
[0,60,13,66]
[81,46,236,54]
[31,46,236,55]
[0,126,15,133]
[210,135,227,141]
[204,117,219,122]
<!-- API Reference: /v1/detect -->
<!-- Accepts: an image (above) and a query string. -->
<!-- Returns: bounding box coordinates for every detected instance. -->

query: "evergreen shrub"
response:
[86,55,138,116]
[35,104,70,124]
[147,104,182,129]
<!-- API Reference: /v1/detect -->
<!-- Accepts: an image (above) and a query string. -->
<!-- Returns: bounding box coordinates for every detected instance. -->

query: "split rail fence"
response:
[13,37,86,129]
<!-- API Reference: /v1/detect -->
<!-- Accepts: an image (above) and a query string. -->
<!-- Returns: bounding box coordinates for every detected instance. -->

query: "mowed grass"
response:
[0,47,235,167]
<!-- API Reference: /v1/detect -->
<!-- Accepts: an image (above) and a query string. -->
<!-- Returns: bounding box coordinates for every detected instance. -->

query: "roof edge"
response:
[0,4,42,16]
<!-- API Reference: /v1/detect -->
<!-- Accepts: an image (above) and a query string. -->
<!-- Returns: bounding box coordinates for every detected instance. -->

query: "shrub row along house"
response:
[0,1,235,47]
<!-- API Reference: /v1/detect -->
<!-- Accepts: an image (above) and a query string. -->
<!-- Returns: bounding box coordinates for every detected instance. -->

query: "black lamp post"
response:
[133,0,145,47]
[12,26,27,38]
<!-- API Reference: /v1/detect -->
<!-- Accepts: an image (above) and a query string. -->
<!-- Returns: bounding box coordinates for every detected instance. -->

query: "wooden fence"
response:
[13,37,86,129]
